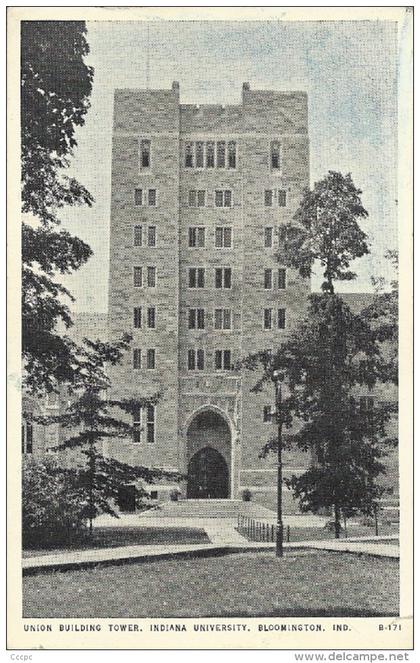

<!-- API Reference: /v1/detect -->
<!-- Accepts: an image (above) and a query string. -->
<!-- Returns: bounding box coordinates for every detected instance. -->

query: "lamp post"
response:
[273,369,284,557]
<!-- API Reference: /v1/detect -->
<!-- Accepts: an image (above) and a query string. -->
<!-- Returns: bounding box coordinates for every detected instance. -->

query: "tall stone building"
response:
[107,82,311,510]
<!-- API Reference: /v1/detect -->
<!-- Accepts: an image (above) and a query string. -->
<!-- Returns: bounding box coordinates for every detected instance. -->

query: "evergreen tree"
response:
[38,335,180,534]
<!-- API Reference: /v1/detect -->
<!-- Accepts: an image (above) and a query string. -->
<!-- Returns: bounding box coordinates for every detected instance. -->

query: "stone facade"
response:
[106,82,311,508]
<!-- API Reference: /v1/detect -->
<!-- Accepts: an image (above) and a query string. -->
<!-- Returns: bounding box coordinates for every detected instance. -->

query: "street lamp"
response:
[273,369,284,558]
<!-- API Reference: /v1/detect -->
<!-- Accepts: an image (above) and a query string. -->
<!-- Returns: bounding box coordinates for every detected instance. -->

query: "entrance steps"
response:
[140,499,276,519]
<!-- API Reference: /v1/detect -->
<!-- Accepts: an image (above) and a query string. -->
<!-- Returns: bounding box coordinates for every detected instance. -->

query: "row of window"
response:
[185,141,237,169]
[138,139,283,173]
[131,306,287,331]
[133,188,288,208]
[133,266,287,289]
[132,224,286,250]
[132,348,235,372]
[189,308,232,331]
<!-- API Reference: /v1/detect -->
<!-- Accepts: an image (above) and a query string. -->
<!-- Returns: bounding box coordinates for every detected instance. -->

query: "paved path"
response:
[22,534,398,575]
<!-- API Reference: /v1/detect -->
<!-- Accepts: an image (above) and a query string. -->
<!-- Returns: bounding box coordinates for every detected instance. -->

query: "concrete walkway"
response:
[22,534,398,575]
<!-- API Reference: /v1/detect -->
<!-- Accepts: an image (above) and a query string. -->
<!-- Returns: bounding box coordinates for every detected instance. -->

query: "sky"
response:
[60,19,398,313]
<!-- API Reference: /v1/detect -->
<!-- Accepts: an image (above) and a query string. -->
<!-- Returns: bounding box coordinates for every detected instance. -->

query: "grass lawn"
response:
[22,526,210,558]
[22,550,399,618]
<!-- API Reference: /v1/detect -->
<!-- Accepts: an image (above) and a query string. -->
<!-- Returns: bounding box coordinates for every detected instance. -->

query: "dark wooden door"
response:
[187,447,229,498]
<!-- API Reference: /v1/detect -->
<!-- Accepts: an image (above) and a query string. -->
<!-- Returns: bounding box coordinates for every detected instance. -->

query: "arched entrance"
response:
[186,409,231,499]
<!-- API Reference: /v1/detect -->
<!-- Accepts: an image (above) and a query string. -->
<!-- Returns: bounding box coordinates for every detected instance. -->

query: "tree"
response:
[22,455,87,548]
[363,250,398,383]
[21,21,95,394]
[279,171,369,293]
[247,295,396,538]
[37,335,180,534]
[244,172,396,538]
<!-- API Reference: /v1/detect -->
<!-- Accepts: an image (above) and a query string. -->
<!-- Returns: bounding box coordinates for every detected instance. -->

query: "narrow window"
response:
[264,269,273,290]
[188,190,196,207]
[215,267,232,289]
[197,228,205,247]
[214,309,223,330]
[197,190,206,207]
[147,349,156,369]
[133,406,141,444]
[185,142,194,168]
[133,267,143,288]
[197,268,205,288]
[264,190,273,207]
[264,227,273,248]
[197,349,205,370]
[188,349,196,370]
[278,308,286,329]
[146,405,155,443]
[133,307,142,329]
[197,309,205,329]
[148,226,156,247]
[188,268,196,288]
[189,268,205,288]
[215,349,232,370]
[278,189,287,207]
[215,226,231,248]
[223,350,232,370]
[188,309,196,330]
[264,308,273,330]
[148,189,156,207]
[140,139,151,168]
[217,141,226,168]
[196,142,204,168]
[224,190,232,207]
[189,228,197,248]
[147,307,156,329]
[134,188,143,206]
[147,266,156,288]
[215,309,232,330]
[278,268,286,290]
[215,190,224,208]
[270,140,281,170]
[228,141,236,169]
[206,141,215,168]
[263,406,272,423]
[223,309,232,330]
[134,225,143,247]
[133,348,142,369]
[224,227,232,247]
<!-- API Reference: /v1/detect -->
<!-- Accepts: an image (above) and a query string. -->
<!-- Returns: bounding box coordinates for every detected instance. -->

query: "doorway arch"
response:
[186,409,231,499]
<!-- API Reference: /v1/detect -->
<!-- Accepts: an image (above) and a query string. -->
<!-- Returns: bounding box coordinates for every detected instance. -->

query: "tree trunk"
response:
[334,504,341,539]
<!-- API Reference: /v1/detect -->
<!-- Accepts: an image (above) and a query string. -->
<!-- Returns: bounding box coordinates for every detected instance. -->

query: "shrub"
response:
[241,489,252,502]
[22,456,87,548]
[169,489,181,502]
